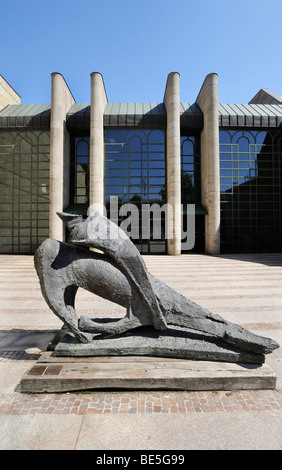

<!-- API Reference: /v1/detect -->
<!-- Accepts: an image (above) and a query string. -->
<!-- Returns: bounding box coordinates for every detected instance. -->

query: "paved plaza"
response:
[0,252,281,449]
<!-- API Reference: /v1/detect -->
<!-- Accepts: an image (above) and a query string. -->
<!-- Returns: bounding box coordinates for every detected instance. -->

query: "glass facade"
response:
[181,136,200,204]
[69,131,203,254]
[2,124,280,256]
[104,129,166,253]
[0,130,50,254]
[220,129,282,253]
[181,134,204,252]
[70,136,90,207]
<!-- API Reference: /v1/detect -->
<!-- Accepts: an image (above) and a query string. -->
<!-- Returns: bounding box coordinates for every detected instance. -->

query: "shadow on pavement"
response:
[0,329,58,356]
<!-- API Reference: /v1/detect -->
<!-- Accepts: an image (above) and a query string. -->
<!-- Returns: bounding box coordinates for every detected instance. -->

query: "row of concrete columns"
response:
[49,72,220,255]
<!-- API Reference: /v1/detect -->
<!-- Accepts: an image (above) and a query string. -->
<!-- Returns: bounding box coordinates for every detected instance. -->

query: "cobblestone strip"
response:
[0,390,281,416]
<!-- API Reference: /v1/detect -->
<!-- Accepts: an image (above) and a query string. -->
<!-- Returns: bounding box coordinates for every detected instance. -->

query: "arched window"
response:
[70,136,90,205]
[180,136,200,205]
[104,128,166,254]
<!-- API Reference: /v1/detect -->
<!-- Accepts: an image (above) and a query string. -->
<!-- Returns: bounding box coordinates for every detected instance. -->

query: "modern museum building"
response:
[0,72,282,256]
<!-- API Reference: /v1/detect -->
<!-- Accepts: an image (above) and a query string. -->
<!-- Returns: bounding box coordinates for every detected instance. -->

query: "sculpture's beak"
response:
[57,212,83,232]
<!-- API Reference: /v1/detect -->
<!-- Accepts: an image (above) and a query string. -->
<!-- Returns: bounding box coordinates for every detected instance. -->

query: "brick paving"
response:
[0,389,282,416]
[0,253,281,416]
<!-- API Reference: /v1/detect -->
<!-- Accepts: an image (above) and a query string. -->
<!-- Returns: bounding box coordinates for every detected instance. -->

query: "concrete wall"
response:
[0,75,21,109]
[196,73,220,255]
[89,72,108,215]
[163,72,181,255]
[49,73,75,241]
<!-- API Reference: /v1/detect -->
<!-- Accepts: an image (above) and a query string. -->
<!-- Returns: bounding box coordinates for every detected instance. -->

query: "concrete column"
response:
[163,72,181,256]
[196,73,220,255]
[89,72,108,215]
[49,73,75,241]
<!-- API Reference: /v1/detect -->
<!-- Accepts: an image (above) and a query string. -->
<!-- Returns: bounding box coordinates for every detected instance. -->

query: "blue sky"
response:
[2,0,281,105]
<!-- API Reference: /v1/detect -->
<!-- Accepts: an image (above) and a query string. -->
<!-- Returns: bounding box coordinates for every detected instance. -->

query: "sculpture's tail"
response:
[150,274,280,355]
[223,323,279,354]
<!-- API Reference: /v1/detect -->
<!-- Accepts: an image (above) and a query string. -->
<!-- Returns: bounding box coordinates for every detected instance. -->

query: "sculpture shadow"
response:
[0,328,58,358]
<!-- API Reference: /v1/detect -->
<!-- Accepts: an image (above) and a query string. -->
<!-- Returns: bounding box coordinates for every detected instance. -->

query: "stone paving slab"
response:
[75,412,282,450]
[0,415,83,450]
[0,411,281,450]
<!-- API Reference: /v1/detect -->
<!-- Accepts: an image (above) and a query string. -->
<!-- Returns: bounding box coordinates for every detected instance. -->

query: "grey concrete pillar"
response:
[163,72,181,256]
[49,73,75,241]
[89,72,108,215]
[196,73,220,255]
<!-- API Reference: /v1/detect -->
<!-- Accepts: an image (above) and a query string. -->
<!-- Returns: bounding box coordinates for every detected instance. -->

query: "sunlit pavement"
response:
[0,253,281,449]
